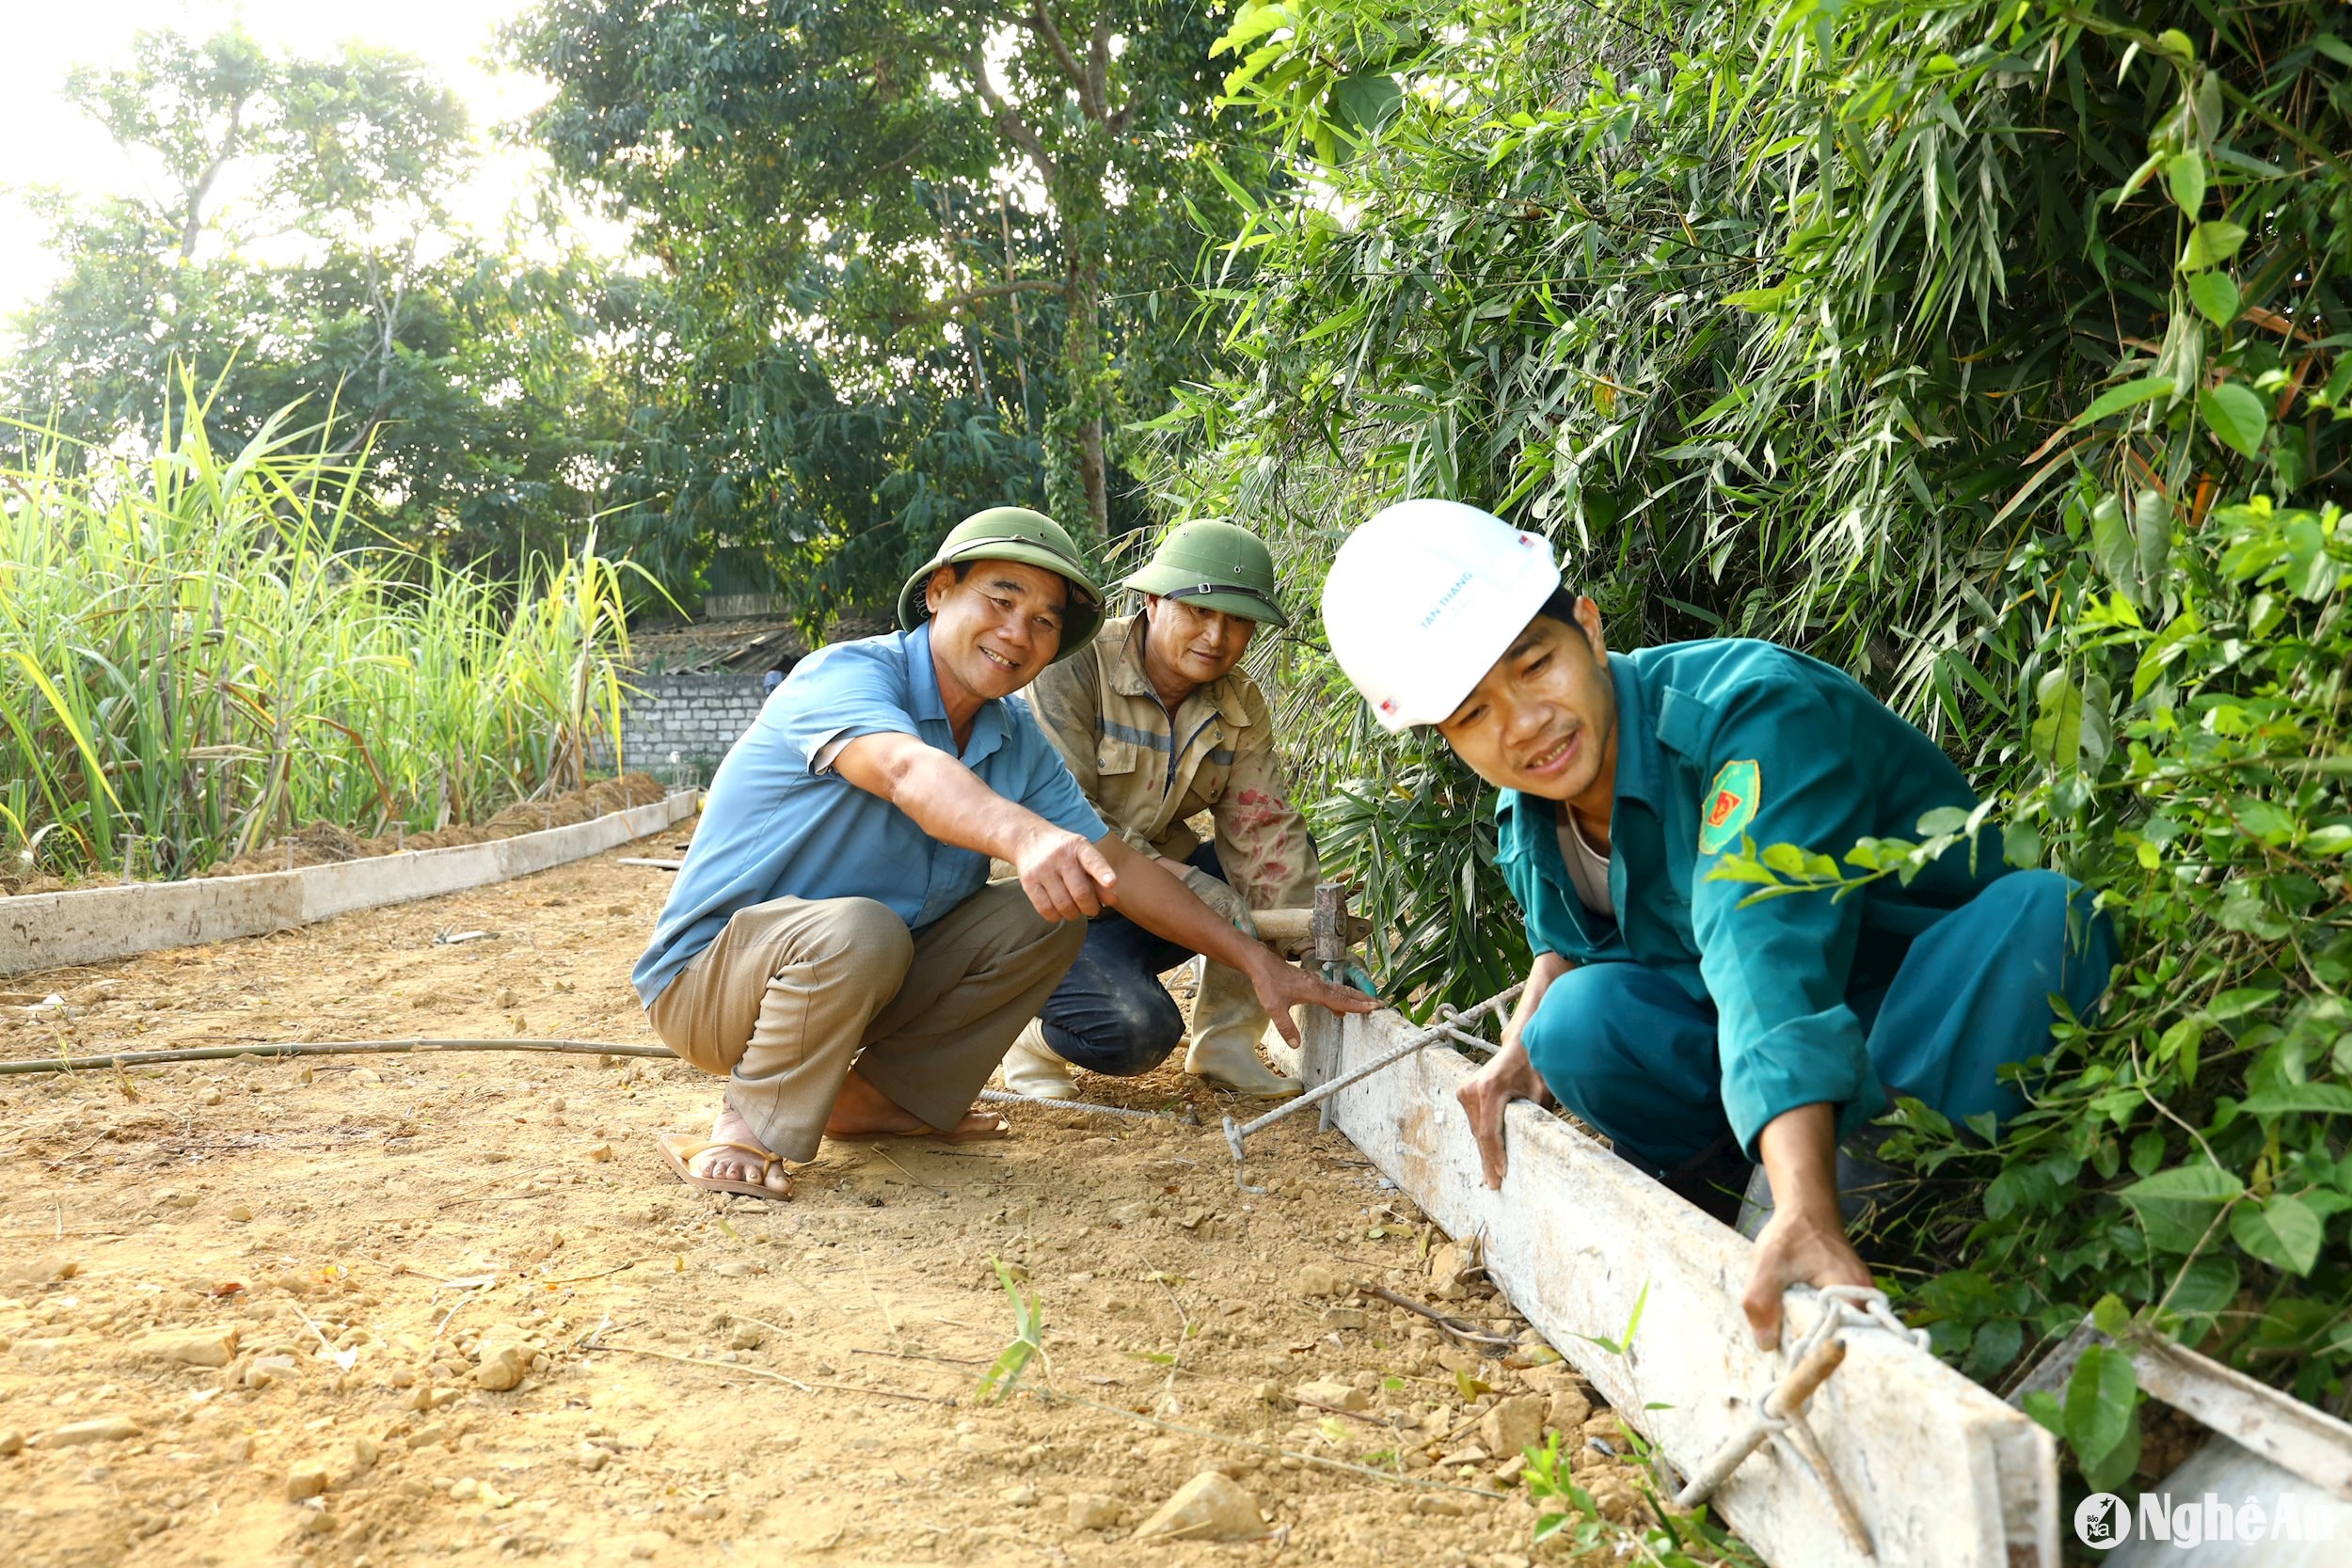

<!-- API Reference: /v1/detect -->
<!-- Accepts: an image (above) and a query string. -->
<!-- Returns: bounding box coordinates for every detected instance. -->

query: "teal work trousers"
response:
[1521,870,2118,1176]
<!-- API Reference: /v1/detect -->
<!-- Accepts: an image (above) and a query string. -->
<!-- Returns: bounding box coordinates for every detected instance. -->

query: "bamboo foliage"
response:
[0,385,634,882]
[1168,0,2352,1442]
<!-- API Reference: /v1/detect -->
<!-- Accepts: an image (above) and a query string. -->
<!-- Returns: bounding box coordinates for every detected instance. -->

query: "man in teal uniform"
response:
[1321,499,2116,1349]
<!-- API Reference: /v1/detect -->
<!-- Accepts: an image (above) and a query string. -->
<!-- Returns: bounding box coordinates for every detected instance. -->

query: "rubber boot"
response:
[1734,1126,1912,1242]
[999,1019,1076,1100]
[1182,957,1300,1097]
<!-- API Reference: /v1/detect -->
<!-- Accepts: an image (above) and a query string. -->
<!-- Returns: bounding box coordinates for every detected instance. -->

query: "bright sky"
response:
[0,0,580,330]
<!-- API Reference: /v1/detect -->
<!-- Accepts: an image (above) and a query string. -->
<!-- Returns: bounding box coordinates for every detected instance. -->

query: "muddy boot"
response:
[1183,956,1299,1097]
[1183,1024,1301,1097]
[1734,1126,1915,1242]
[1660,1133,1753,1227]
[998,1020,1076,1100]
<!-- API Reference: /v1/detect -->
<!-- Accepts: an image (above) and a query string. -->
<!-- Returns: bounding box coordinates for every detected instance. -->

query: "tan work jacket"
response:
[1026,613,1319,912]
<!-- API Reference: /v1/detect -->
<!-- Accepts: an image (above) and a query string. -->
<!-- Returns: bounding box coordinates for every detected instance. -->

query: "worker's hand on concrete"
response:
[1456,1037,1551,1190]
[1744,1101,1873,1350]
[1010,823,1120,922]
[1740,1206,1873,1352]
[1242,949,1379,1048]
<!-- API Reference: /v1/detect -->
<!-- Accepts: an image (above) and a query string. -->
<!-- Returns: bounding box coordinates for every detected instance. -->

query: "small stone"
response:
[1131,1471,1264,1543]
[0,1256,78,1288]
[724,1323,762,1352]
[201,1089,224,1106]
[158,1189,200,1210]
[1480,1393,1548,1461]
[137,1324,240,1369]
[1000,1483,1037,1507]
[627,1530,670,1559]
[474,1342,529,1392]
[1546,1386,1593,1433]
[227,1204,252,1223]
[497,989,520,1008]
[1293,1378,1369,1412]
[1295,1263,1343,1298]
[406,1424,447,1449]
[287,1460,330,1500]
[1494,1452,1530,1485]
[224,1433,253,1462]
[245,1355,302,1388]
[710,1260,764,1278]
[385,1367,416,1389]
[0,1430,24,1456]
[1068,1493,1120,1530]
[575,1441,609,1472]
[1321,1307,1366,1331]
[585,1144,613,1164]
[48,1417,140,1447]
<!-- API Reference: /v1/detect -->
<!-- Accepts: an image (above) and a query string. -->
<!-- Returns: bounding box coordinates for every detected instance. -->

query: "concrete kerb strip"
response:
[1299,1004,2063,1568]
[0,789,701,978]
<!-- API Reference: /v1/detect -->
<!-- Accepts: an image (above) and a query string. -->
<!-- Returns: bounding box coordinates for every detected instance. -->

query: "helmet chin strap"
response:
[1165,581,1282,615]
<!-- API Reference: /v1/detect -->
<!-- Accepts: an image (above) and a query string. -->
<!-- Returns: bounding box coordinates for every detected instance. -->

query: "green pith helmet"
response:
[1120,519,1289,626]
[896,506,1105,661]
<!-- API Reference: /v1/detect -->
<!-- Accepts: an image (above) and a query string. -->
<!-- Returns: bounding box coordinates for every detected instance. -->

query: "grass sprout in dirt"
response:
[0,820,1723,1567]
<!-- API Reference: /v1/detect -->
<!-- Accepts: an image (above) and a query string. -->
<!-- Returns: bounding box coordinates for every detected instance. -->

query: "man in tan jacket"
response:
[1006,521,1321,1099]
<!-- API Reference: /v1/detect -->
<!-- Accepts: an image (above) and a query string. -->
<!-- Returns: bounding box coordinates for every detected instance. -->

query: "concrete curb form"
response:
[0,791,700,979]
[1300,1006,2059,1568]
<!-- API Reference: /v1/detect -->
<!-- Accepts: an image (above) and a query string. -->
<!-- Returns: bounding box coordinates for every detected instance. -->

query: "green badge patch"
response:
[1698,759,1760,854]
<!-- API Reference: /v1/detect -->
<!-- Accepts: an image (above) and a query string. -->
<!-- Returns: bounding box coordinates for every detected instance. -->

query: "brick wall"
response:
[591,672,770,779]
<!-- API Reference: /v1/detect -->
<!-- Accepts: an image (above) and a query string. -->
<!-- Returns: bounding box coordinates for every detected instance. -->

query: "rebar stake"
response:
[1223,983,1521,1190]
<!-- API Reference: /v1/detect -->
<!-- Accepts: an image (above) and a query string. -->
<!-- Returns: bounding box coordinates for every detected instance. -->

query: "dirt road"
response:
[0,823,1661,1567]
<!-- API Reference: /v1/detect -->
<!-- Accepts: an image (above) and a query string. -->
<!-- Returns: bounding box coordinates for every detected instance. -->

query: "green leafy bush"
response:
[1171,0,2352,1473]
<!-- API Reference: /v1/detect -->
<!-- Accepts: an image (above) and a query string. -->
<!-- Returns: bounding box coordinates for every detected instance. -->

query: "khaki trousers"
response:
[647,881,1085,1163]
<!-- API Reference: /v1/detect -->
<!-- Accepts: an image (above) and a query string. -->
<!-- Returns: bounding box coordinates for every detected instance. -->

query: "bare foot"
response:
[688,1101,793,1196]
[824,1069,1005,1140]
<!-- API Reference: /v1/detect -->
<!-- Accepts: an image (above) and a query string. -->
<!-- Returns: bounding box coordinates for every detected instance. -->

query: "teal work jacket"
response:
[1494,639,2008,1156]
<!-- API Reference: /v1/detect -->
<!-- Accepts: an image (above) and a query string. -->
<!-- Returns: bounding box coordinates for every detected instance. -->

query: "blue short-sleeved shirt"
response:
[631,625,1106,1006]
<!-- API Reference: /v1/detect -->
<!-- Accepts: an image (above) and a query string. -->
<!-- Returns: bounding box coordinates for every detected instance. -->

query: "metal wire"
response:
[0,1037,674,1076]
[1222,984,1524,1188]
[976,1088,1185,1123]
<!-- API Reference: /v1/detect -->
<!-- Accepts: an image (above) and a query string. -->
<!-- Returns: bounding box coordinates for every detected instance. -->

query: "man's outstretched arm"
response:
[834,733,1118,920]
[1741,1103,1873,1350]
[835,733,1374,1035]
[1090,835,1375,1044]
[1457,950,1569,1188]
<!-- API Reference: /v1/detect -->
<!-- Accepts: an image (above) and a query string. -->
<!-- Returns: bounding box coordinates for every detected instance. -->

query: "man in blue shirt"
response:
[636,508,1372,1198]
[1322,500,2116,1349]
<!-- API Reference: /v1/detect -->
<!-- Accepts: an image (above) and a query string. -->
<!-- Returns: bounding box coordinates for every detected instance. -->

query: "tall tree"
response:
[510,0,1269,578]
[4,27,639,576]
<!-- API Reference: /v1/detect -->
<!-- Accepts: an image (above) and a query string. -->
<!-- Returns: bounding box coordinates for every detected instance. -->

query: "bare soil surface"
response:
[0,819,1664,1568]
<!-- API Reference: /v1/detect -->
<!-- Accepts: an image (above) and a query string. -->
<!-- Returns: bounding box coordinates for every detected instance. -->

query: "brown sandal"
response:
[657,1132,796,1200]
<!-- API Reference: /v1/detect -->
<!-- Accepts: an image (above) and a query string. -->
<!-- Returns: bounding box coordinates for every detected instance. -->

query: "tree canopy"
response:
[3,27,640,577]
[507,0,1278,617]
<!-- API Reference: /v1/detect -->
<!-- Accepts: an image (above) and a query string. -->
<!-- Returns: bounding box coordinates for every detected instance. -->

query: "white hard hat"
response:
[1322,499,1562,733]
